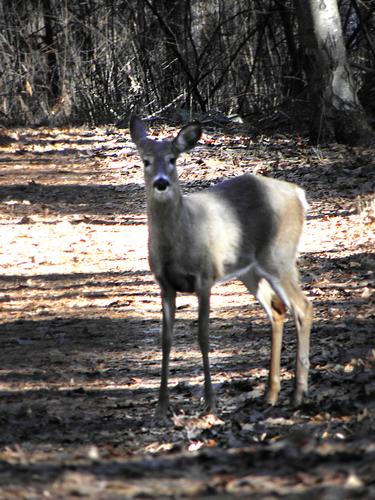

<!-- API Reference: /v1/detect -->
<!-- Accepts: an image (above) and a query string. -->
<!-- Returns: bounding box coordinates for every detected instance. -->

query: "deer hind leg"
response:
[284,280,312,405]
[245,267,312,406]
[240,272,287,406]
[257,280,287,405]
[267,294,287,405]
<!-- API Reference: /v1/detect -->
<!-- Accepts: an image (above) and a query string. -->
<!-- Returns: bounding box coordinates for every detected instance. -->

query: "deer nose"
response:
[153,177,170,191]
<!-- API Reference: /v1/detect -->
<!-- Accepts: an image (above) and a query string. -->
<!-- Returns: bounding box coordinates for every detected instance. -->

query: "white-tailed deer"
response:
[130,116,312,418]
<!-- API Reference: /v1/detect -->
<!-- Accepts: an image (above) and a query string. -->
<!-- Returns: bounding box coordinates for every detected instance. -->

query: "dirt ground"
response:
[0,123,374,499]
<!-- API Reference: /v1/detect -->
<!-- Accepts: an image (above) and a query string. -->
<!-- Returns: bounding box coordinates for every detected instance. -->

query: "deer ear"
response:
[130,115,148,145]
[173,122,202,153]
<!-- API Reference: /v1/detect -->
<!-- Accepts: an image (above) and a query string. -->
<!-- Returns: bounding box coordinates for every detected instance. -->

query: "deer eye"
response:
[169,158,176,166]
[144,159,151,168]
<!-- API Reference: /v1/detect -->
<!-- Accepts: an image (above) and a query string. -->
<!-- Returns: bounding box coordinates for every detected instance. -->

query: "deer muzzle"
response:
[153,176,171,192]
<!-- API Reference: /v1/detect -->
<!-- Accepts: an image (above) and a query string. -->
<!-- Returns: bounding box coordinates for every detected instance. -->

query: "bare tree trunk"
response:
[295,0,375,145]
[42,0,60,106]
[141,0,207,111]
[275,0,304,98]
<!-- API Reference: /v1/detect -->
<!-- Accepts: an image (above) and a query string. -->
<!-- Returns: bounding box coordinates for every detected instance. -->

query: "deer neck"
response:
[146,185,185,248]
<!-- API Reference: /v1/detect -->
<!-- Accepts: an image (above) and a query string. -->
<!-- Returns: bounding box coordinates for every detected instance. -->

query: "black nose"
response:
[153,177,170,191]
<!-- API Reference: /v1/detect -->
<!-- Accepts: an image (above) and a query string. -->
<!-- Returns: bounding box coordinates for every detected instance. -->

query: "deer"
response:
[130,115,312,419]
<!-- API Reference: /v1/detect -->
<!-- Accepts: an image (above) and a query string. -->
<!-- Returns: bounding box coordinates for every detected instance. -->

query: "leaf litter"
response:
[0,125,374,498]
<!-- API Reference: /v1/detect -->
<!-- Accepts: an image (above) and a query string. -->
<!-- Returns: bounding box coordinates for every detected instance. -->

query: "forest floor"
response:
[0,122,374,499]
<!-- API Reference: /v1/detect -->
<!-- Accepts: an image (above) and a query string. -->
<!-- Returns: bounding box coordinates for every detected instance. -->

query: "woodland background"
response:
[0,0,374,130]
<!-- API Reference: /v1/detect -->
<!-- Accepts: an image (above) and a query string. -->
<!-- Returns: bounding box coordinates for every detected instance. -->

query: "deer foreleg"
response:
[156,284,176,418]
[197,290,215,413]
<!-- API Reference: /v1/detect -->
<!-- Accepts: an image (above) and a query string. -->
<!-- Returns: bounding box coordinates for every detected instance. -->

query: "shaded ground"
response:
[0,124,374,498]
